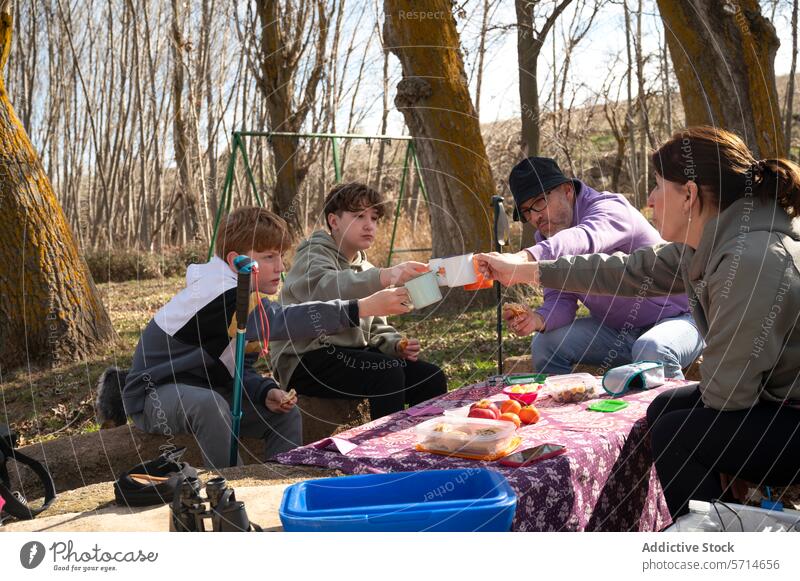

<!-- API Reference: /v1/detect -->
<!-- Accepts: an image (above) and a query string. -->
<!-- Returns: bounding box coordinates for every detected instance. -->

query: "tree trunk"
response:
[170,0,199,242]
[254,0,328,234]
[383,0,495,262]
[515,0,573,158]
[623,0,639,203]
[0,3,115,371]
[784,0,798,156]
[515,0,541,156]
[656,0,785,158]
[374,33,390,191]
[635,0,650,205]
[475,0,491,118]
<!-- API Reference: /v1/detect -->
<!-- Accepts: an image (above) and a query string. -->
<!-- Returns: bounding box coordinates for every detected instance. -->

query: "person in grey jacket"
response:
[271,182,447,418]
[476,126,800,518]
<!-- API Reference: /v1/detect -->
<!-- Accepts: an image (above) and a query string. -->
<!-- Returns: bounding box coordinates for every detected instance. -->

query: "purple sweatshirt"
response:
[527,181,689,330]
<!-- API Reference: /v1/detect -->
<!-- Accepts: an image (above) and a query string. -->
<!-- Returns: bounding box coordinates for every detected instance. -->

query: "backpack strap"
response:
[0,436,57,520]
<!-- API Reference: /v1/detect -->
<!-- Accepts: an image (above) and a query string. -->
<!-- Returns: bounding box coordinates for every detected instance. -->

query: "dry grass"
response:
[368,214,433,266]
[1,276,186,446]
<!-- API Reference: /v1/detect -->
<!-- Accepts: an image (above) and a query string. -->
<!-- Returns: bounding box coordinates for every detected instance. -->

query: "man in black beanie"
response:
[504,157,703,378]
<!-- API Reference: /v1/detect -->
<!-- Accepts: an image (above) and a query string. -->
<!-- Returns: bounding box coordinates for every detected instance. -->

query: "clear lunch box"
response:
[415,416,516,456]
[543,373,600,403]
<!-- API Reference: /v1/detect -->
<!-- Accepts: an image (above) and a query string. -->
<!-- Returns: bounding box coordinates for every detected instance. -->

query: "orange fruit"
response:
[500,399,522,415]
[498,412,521,428]
[519,406,541,425]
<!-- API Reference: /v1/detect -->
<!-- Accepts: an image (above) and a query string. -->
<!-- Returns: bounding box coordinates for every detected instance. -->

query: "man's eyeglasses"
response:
[519,193,550,218]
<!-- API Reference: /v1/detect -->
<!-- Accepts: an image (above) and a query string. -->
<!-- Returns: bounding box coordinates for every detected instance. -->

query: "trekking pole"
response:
[491,195,509,375]
[229,255,258,467]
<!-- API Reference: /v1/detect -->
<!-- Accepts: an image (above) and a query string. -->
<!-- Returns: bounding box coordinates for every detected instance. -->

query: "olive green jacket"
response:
[538,196,800,410]
[270,230,402,385]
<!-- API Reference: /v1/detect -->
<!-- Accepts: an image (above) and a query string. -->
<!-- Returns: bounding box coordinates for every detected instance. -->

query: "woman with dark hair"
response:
[476,126,800,518]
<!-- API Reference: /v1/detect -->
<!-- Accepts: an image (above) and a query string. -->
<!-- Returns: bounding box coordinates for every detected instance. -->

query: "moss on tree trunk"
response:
[0,4,116,371]
[383,1,496,260]
[657,0,785,158]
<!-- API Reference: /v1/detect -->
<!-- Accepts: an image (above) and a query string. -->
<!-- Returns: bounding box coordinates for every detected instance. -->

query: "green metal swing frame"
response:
[207,130,431,266]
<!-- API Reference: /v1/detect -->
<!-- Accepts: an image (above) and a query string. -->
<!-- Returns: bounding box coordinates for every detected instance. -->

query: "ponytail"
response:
[757,158,800,218]
[653,126,800,218]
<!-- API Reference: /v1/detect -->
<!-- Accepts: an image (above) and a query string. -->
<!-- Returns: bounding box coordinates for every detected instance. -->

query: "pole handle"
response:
[233,255,257,331]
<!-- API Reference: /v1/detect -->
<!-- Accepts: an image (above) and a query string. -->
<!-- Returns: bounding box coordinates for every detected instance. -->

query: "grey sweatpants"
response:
[130,383,302,470]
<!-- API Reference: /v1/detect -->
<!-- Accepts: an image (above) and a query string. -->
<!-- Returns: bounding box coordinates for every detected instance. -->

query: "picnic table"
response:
[275,378,699,531]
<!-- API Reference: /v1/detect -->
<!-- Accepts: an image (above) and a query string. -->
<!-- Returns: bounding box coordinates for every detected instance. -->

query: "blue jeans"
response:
[531,313,704,379]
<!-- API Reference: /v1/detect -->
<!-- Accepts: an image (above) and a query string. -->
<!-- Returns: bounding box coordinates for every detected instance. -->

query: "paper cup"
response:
[404,270,443,309]
[430,253,479,287]
[428,258,448,286]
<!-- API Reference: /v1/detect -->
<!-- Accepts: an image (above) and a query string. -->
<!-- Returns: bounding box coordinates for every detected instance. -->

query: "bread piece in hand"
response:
[503,302,528,319]
[397,337,409,352]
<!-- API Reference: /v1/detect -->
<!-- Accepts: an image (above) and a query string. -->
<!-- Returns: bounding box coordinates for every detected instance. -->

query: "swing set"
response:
[207,130,431,266]
[208,130,510,375]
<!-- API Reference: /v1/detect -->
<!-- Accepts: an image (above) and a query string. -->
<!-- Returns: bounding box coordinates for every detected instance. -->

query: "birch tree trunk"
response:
[656,0,785,158]
[0,1,115,371]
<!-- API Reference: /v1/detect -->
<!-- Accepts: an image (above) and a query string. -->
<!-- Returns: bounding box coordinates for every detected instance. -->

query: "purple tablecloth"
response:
[275,378,699,531]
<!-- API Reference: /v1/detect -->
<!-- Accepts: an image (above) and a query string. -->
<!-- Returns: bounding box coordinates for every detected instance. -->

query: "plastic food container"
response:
[442,404,472,417]
[544,373,599,403]
[279,469,518,532]
[502,382,542,405]
[415,416,516,456]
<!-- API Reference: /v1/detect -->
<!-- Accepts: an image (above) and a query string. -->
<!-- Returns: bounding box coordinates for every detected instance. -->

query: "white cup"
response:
[430,253,478,287]
[428,258,448,286]
[403,270,443,309]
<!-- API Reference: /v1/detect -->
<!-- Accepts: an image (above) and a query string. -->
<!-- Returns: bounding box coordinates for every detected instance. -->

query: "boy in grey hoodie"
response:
[123,207,411,468]
[271,183,447,418]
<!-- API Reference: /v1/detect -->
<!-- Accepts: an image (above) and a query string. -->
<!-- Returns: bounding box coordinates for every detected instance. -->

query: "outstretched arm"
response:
[476,243,687,297]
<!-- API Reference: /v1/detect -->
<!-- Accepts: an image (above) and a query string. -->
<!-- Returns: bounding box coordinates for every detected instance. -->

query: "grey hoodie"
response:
[123,256,360,415]
[270,230,402,385]
[537,196,800,411]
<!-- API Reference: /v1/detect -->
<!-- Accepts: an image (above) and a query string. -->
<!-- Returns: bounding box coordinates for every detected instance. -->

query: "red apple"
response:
[469,399,500,420]
[468,407,497,420]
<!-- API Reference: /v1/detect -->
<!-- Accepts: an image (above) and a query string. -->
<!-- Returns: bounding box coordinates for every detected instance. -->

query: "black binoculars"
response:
[169,476,259,532]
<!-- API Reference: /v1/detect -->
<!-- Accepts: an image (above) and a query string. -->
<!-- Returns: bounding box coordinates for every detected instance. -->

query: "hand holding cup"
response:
[474,252,540,287]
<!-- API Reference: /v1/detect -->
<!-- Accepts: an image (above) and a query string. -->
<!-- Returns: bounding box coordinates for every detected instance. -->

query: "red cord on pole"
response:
[251,266,271,359]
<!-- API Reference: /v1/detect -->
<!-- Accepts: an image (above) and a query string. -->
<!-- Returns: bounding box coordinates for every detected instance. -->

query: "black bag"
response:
[0,424,57,521]
[114,447,198,507]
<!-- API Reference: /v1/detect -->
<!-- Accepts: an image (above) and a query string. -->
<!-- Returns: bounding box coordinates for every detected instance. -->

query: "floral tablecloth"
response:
[275,378,698,531]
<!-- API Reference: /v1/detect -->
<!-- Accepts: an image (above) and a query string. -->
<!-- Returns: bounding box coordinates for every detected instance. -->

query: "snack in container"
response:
[416,416,516,457]
[543,373,599,403]
[502,382,542,405]
[503,383,542,405]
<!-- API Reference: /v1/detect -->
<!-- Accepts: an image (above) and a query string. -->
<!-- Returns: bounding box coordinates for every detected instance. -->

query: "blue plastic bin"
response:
[279,469,517,532]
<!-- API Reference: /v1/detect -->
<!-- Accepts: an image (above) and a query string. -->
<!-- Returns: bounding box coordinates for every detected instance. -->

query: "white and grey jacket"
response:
[122,257,359,415]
